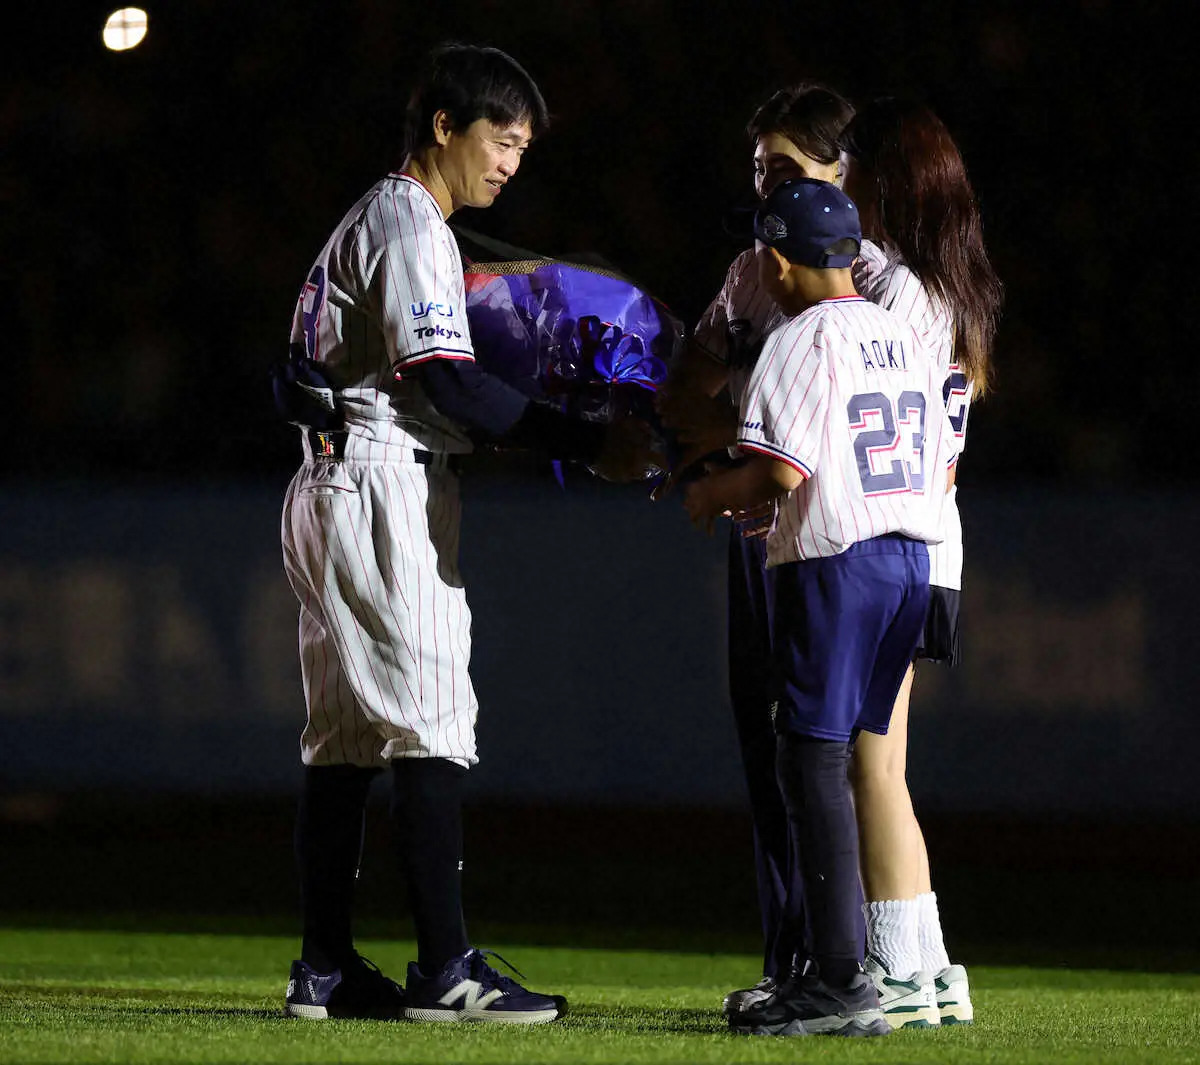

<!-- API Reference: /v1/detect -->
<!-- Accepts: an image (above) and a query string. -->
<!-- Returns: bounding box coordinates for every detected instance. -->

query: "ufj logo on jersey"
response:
[410,300,456,320]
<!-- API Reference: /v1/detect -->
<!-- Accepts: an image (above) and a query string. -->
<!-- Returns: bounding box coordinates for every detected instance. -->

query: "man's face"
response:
[753,133,839,199]
[440,117,532,211]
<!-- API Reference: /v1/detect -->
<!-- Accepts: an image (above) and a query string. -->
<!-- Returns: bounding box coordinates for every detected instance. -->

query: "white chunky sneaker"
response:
[933,963,973,1025]
[863,954,940,1029]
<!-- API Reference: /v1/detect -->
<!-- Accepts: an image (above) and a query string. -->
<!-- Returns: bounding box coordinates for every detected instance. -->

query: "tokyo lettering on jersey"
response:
[290,173,476,456]
[737,295,957,567]
[853,239,968,589]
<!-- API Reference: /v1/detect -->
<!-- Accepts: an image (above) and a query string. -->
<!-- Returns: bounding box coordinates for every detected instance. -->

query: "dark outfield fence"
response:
[1,473,1196,817]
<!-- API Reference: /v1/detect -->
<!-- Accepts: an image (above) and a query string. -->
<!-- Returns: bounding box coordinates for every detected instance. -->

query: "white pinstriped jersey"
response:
[854,239,968,589]
[737,295,957,567]
[290,173,476,456]
[694,249,788,406]
[281,172,480,769]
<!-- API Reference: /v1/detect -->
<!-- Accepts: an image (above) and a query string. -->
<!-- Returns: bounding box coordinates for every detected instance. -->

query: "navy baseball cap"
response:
[728,177,861,268]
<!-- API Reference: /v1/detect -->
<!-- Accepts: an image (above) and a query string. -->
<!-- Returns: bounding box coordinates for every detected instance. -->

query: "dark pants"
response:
[727,528,807,980]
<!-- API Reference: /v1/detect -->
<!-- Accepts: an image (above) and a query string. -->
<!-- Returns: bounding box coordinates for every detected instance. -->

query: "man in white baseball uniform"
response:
[278,43,650,1025]
[683,177,957,1038]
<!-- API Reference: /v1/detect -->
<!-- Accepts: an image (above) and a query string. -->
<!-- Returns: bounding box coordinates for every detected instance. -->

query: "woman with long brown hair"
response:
[840,95,1003,1026]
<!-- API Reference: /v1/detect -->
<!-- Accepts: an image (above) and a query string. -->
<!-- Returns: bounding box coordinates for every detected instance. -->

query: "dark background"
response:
[5,0,1194,488]
[3,1,1198,967]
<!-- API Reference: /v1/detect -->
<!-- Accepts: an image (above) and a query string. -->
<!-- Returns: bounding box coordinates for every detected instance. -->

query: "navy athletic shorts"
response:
[769,534,931,743]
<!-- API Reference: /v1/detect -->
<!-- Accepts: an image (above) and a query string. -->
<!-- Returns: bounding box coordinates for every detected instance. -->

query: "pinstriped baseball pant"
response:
[281,455,478,769]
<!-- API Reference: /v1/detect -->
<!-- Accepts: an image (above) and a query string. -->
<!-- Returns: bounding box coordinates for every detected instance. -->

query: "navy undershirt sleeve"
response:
[415,358,529,440]
[506,400,606,464]
[415,358,606,464]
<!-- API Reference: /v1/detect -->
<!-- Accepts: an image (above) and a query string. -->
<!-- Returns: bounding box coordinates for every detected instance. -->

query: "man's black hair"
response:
[404,42,550,157]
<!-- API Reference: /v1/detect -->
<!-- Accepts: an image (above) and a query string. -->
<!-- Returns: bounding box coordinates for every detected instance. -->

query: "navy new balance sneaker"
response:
[730,970,891,1037]
[404,948,567,1024]
[284,955,406,1020]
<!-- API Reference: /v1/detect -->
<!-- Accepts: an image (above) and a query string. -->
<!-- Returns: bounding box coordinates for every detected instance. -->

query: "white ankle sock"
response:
[863,898,921,979]
[917,891,952,972]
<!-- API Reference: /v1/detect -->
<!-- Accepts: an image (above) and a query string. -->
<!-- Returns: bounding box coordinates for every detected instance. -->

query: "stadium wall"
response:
[1,477,1193,815]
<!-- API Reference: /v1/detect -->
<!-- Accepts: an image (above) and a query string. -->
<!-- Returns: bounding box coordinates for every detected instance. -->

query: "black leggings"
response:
[294,758,470,976]
[775,733,862,986]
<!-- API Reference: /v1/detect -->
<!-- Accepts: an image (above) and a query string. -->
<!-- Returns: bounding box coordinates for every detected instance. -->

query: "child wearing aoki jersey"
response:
[682,177,958,1038]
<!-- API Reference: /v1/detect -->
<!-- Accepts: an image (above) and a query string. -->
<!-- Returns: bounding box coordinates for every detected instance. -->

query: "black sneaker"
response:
[285,955,406,1020]
[722,976,777,1017]
[723,955,815,1018]
[730,971,891,1037]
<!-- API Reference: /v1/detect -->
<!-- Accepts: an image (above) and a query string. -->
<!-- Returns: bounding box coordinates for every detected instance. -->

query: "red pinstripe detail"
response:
[737,440,810,475]
[361,471,423,722]
[284,173,484,766]
[395,173,441,214]
[307,506,358,765]
[433,474,453,732]
[434,473,457,745]
[445,476,474,757]
[690,243,963,565]
[395,467,428,719]
[394,185,424,365]
[777,333,824,470]
[757,316,816,422]
[299,580,335,763]
[808,367,832,555]
[326,502,392,726]
[830,305,872,547]
[832,361,864,547]
[424,469,444,744]
[302,497,343,763]
[314,595,336,762]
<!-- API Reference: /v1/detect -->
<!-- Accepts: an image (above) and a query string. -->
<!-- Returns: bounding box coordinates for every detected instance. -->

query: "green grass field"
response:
[2,925,1198,1065]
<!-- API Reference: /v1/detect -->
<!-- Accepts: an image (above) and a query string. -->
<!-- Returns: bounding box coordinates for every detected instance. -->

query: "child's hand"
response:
[656,382,736,453]
[733,500,776,539]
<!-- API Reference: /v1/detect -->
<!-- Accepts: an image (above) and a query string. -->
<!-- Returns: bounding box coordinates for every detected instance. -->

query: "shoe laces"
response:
[468,948,528,989]
[346,954,400,991]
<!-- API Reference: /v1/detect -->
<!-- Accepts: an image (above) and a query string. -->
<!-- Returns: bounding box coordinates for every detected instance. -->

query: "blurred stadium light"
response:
[102,7,148,51]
